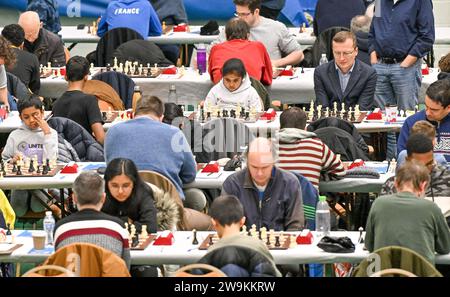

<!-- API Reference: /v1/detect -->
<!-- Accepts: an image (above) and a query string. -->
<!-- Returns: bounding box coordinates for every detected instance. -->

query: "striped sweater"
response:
[54,209,130,268]
[277,128,346,188]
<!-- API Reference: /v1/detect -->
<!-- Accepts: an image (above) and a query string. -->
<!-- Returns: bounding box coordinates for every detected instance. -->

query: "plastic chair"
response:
[22,265,77,277]
[173,263,227,277]
[370,268,417,277]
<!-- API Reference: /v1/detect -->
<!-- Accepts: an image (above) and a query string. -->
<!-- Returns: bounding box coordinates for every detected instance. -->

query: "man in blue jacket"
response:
[398,79,450,162]
[97,0,162,39]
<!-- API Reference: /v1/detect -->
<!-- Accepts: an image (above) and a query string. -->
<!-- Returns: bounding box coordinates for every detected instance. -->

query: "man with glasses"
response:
[381,134,450,197]
[214,0,303,68]
[398,79,450,162]
[314,31,376,111]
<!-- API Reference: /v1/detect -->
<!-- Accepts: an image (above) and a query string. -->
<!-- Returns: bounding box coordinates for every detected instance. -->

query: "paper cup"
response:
[32,231,46,250]
[385,105,398,122]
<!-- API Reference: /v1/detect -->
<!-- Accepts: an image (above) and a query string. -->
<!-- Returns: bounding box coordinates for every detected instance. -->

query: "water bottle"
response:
[196,44,207,74]
[43,211,55,246]
[319,54,328,65]
[168,85,178,104]
[133,85,142,112]
[315,195,330,237]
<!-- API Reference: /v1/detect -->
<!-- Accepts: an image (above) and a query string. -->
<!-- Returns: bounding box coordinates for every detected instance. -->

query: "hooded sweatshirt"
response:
[1,123,58,164]
[277,128,346,188]
[204,73,263,111]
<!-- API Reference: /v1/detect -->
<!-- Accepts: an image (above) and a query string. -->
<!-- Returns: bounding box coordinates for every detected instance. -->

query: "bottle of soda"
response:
[196,44,207,74]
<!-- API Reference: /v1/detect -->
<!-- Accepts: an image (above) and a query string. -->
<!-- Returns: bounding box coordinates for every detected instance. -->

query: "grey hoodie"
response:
[2,123,58,164]
[204,73,262,111]
[277,127,317,143]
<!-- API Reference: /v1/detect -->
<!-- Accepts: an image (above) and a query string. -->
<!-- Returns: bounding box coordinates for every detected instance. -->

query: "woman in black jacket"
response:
[102,158,157,233]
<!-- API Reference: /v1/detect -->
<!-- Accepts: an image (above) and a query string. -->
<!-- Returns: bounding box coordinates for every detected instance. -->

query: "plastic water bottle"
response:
[168,85,178,104]
[43,211,55,246]
[197,44,207,74]
[315,195,330,237]
[319,54,328,65]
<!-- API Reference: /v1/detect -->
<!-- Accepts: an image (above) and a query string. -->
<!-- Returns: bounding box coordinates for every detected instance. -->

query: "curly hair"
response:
[438,53,450,72]
[0,35,16,68]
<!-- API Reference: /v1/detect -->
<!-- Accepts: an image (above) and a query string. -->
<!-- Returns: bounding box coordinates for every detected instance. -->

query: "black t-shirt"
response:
[8,48,41,94]
[52,90,103,134]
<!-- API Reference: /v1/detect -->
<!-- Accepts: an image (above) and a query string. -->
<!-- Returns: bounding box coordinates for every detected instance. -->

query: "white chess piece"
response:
[141,225,148,239]
[113,57,118,70]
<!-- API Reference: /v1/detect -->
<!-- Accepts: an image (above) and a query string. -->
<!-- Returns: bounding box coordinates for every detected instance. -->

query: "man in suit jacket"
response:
[314,31,377,111]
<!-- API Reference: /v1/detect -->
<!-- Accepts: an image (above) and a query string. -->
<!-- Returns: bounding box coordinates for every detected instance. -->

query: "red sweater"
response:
[208,39,273,85]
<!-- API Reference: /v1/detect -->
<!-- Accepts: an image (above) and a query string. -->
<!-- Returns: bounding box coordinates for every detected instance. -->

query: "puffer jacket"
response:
[47,117,104,162]
[198,234,281,277]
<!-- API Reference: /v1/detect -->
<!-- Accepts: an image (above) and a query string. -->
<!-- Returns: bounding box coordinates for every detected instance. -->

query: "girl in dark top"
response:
[102,158,157,233]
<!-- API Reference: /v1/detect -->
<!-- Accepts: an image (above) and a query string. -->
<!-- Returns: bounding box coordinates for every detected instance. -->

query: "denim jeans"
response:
[372,59,422,111]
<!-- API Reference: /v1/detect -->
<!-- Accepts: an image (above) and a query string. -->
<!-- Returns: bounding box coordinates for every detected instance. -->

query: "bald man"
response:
[221,137,304,231]
[18,11,65,67]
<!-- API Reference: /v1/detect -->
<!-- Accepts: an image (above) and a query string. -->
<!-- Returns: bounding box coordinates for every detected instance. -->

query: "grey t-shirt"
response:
[0,65,7,89]
[215,16,301,60]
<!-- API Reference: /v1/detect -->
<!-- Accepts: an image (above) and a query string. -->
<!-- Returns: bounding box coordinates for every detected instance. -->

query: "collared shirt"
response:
[368,0,435,59]
[335,62,355,93]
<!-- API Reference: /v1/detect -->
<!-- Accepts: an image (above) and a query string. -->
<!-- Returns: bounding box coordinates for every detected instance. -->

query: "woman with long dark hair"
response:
[102,158,157,233]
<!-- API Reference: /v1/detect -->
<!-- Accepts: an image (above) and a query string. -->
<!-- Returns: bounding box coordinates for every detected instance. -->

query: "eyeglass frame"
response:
[332,49,356,58]
[234,11,253,17]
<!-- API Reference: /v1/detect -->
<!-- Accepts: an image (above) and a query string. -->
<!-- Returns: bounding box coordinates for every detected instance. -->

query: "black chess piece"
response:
[36,165,41,174]
[208,235,214,246]
[350,111,356,122]
[192,230,198,245]
[28,159,35,173]
[132,234,139,247]
[274,236,281,247]
[16,165,22,175]
[358,227,364,244]
[46,159,50,169]
[217,110,221,118]
[106,63,111,71]
[266,235,271,246]
[258,231,262,240]
[134,66,139,76]
[223,110,229,117]
[311,111,318,121]
[206,112,211,121]
[245,111,250,121]
[301,67,304,73]
[230,110,236,118]
[127,67,132,75]
[343,111,349,121]
[42,163,49,175]
[240,108,246,119]
[12,163,17,173]
[6,223,11,235]
[247,230,252,236]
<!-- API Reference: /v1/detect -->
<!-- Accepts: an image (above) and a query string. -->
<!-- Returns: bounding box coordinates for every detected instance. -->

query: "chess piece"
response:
[6,223,11,235]
[16,165,22,175]
[358,226,364,244]
[192,229,198,245]
[209,235,214,246]
[141,225,148,239]
[113,57,118,70]
[274,236,281,247]
[36,165,41,174]
[28,159,35,173]
[132,233,139,247]
[12,163,17,173]
[266,235,271,246]
[162,21,167,33]
[39,64,44,75]
[106,63,111,72]
[47,61,52,70]
[258,230,262,240]
[206,112,211,121]
[350,107,356,122]
[301,67,304,73]
[241,225,247,234]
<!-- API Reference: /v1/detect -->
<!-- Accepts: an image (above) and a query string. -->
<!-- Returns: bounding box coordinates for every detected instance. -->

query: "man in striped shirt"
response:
[54,171,130,268]
[277,107,346,189]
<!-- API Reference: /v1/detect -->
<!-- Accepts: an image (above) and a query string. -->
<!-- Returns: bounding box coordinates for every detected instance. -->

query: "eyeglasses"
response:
[234,11,253,17]
[333,50,355,58]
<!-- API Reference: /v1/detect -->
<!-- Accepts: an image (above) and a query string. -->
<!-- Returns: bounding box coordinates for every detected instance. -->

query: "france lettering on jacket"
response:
[114,8,140,15]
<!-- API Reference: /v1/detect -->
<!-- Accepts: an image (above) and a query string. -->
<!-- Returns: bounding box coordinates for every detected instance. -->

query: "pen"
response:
[289,76,298,80]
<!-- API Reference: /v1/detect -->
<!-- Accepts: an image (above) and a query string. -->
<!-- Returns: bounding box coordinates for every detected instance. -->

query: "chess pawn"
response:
[47,61,52,70]
[241,225,247,234]
[192,229,198,245]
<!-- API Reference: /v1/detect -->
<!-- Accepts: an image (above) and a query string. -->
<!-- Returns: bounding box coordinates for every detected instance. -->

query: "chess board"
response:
[1,163,63,178]
[307,111,367,123]
[199,233,292,250]
[129,234,156,250]
[40,69,54,78]
[95,66,163,78]
[101,110,133,123]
